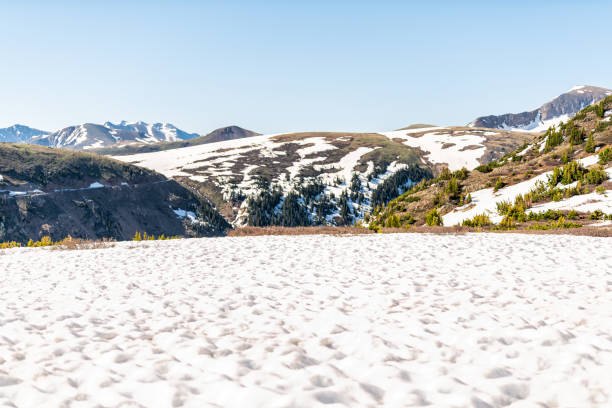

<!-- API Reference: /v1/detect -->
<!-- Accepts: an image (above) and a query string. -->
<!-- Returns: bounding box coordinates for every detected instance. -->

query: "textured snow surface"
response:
[1,234,612,408]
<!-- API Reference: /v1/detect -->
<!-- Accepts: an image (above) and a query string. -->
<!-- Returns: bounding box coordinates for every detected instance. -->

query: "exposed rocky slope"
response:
[0,144,229,242]
[469,85,612,132]
[115,127,531,226]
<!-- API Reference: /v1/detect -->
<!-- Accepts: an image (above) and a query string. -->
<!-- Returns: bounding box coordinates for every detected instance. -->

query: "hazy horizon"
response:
[1,1,611,134]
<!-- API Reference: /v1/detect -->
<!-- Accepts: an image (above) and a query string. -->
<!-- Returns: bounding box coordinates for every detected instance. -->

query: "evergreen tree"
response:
[445,177,461,199]
[596,101,605,118]
[278,192,310,226]
[371,165,433,208]
[338,190,352,225]
[585,133,595,153]
[543,126,564,152]
[568,125,585,145]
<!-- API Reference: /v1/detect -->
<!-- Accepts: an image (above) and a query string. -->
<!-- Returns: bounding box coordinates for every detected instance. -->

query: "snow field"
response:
[1,234,611,407]
[380,129,487,171]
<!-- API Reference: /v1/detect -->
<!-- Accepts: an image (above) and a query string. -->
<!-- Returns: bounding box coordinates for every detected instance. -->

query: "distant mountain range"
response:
[0,124,48,143]
[93,125,261,156]
[29,121,200,150]
[469,85,612,132]
[0,121,260,150]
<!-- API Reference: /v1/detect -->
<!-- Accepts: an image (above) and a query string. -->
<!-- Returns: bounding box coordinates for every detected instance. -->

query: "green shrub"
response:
[561,150,569,164]
[527,209,564,221]
[445,177,461,199]
[583,166,608,185]
[496,216,517,230]
[462,213,492,227]
[527,217,581,230]
[27,236,54,247]
[599,147,611,164]
[596,120,612,132]
[385,214,401,228]
[453,167,469,180]
[433,191,445,206]
[543,126,564,152]
[438,167,452,180]
[596,102,605,118]
[425,208,443,226]
[568,125,585,145]
[590,210,604,220]
[596,185,606,194]
[400,214,416,225]
[475,161,501,173]
[368,223,382,233]
[585,133,595,153]
[493,177,505,191]
[548,161,587,186]
[567,210,578,220]
[0,241,21,249]
[496,200,511,215]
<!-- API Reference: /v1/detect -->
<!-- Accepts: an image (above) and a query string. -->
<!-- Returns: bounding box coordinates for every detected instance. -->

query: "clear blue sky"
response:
[1,0,610,134]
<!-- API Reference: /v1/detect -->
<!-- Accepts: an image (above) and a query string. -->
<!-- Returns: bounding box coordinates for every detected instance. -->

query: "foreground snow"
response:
[1,234,611,408]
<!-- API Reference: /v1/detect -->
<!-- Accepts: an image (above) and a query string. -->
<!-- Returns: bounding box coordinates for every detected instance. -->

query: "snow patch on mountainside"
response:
[498,110,577,133]
[380,129,486,171]
[529,189,612,214]
[443,154,610,226]
[116,133,283,180]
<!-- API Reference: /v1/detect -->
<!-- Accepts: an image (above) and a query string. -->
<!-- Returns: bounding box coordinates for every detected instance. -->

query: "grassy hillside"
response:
[0,144,229,242]
[369,96,612,231]
[0,143,162,189]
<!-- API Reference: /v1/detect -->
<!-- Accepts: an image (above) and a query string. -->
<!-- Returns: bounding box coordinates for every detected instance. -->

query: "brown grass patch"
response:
[459,144,483,151]
[227,226,374,237]
[228,225,612,237]
[51,237,116,251]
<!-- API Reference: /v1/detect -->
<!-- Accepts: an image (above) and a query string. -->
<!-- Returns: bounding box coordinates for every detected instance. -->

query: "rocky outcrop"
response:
[469,85,612,131]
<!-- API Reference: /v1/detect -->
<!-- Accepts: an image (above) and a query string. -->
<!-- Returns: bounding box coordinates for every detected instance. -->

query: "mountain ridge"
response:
[469,85,612,132]
[0,124,49,143]
[29,121,200,150]
[93,125,261,155]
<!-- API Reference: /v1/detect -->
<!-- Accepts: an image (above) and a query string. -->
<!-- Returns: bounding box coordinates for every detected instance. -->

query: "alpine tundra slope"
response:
[371,94,612,229]
[115,127,532,226]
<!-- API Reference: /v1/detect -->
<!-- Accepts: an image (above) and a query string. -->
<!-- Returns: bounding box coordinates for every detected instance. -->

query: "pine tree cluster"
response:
[371,165,432,209]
